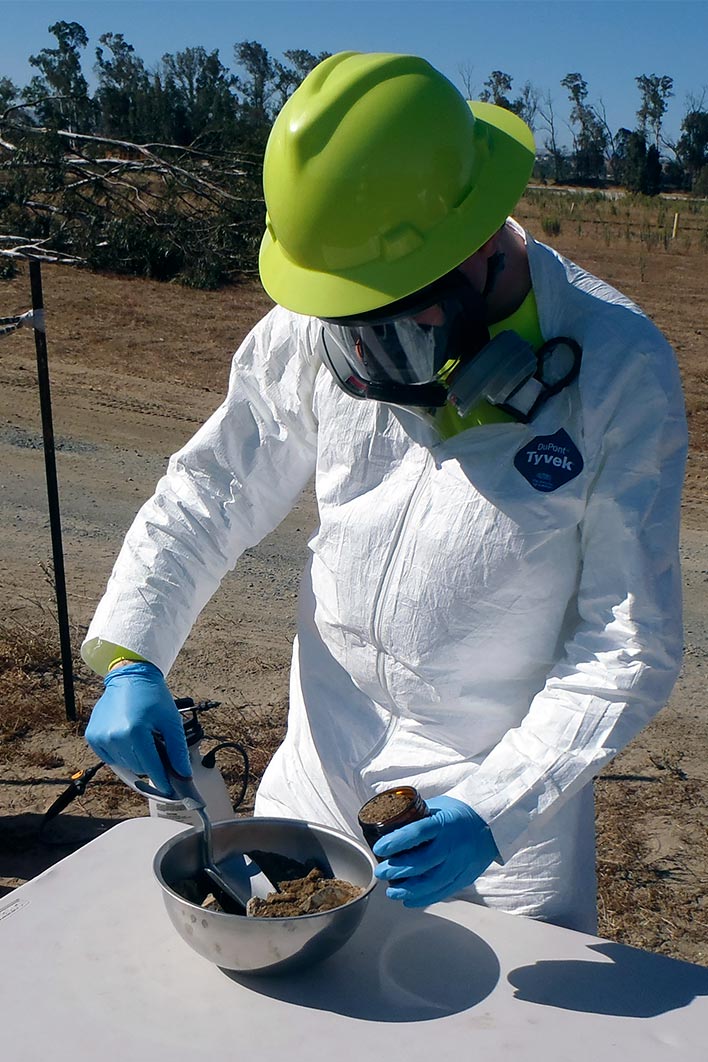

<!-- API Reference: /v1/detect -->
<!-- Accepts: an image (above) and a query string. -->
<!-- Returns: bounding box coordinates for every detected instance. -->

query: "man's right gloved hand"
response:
[85,661,191,795]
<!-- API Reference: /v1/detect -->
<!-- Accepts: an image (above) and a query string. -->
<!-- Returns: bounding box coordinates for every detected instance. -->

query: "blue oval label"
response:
[514,428,583,493]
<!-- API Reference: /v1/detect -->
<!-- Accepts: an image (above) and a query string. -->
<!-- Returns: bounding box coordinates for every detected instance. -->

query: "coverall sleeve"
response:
[81,306,320,677]
[449,327,688,862]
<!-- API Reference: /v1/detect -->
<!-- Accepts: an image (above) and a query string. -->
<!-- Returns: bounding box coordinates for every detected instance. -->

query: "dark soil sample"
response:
[358,790,413,824]
[358,787,431,852]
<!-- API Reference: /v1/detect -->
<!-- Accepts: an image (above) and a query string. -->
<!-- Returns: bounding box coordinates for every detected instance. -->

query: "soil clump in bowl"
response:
[175,850,365,917]
[246,866,364,917]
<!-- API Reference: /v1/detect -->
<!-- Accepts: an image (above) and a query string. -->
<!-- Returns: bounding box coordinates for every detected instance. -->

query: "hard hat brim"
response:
[259,102,535,318]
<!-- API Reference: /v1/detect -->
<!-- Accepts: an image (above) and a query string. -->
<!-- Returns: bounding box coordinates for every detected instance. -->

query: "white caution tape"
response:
[0,308,45,337]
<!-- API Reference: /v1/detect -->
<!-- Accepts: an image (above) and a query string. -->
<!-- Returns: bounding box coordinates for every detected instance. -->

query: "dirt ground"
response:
[1,197,706,966]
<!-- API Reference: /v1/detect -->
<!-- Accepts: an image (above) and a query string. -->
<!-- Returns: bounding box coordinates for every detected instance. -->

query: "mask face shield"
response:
[319,271,489,407]
[317,271,583,421]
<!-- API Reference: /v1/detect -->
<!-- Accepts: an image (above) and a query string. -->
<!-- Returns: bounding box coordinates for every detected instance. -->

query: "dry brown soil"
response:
[1,197,707,965]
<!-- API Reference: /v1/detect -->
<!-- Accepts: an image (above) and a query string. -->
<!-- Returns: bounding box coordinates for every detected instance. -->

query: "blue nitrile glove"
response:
[85,661,191,794]
[373,796,498,908]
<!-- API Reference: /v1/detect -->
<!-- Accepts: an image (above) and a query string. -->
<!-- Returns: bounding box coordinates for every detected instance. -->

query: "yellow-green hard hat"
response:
[259,52,535,318]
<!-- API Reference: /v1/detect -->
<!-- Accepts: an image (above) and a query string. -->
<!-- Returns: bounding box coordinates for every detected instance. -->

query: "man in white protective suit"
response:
[83,53,687,934]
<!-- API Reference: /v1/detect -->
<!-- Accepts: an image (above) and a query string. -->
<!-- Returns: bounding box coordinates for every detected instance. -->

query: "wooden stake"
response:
[672,212,679,239]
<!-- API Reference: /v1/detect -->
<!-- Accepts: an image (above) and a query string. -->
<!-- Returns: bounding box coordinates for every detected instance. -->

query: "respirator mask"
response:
[319,270,581,423]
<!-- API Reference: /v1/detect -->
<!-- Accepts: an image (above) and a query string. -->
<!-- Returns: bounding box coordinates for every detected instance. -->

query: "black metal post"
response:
[28,260,76,722]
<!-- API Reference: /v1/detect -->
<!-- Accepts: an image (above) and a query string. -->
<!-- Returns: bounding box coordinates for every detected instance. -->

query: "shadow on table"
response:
[224,886,500,1022]
[508,941,708,1017]
[0,811,133,896]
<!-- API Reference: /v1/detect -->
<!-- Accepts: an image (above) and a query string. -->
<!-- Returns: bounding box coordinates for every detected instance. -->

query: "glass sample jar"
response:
[357,786,430,855]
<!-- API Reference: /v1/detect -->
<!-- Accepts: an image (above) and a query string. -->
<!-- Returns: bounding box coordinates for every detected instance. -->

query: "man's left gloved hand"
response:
[373,795,498,907]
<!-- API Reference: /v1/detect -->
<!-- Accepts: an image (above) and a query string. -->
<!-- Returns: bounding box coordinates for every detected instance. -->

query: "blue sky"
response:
[1,1,705,148]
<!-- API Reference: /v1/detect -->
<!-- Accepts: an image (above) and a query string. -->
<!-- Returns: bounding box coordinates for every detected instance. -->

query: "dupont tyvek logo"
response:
[514,428,583,492]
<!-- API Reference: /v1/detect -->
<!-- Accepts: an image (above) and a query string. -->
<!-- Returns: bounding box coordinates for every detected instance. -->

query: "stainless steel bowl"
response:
[153,817,378,976]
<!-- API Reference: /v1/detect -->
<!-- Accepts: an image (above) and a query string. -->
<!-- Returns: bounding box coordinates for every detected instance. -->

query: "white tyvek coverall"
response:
[83,226,687,933]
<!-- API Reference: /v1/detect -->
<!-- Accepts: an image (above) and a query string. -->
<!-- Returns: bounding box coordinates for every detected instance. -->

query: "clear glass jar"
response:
[357,786,430,855]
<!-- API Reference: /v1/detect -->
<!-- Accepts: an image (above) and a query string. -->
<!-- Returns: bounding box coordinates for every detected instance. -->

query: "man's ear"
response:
[478,226,504,259]
[458,225,505,276]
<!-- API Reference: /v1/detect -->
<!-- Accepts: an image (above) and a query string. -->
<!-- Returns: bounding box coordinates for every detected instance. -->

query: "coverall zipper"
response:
[369,453,430,708]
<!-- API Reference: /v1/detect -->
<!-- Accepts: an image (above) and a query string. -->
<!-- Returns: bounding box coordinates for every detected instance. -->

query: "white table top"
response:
[1,817,707,1061]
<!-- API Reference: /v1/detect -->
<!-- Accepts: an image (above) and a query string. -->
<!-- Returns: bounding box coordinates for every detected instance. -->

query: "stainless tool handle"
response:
[111,734,206,811]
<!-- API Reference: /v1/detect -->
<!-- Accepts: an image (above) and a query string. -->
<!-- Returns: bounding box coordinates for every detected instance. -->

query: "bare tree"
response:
[456,62,476,100]
[537,91,565,183]
[593,98,618,168]
[513,82,540,131]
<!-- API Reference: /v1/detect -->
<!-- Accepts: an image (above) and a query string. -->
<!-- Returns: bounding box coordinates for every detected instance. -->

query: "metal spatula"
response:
[186,796,267,913]
[141,738,274,913]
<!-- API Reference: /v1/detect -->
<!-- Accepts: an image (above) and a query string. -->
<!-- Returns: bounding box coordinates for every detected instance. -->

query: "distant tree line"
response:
[1,22,707,286]
[474,67,706,195]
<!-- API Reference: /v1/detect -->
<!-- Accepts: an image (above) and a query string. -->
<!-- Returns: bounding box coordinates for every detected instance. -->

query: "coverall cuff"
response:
[81,637,155,678]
